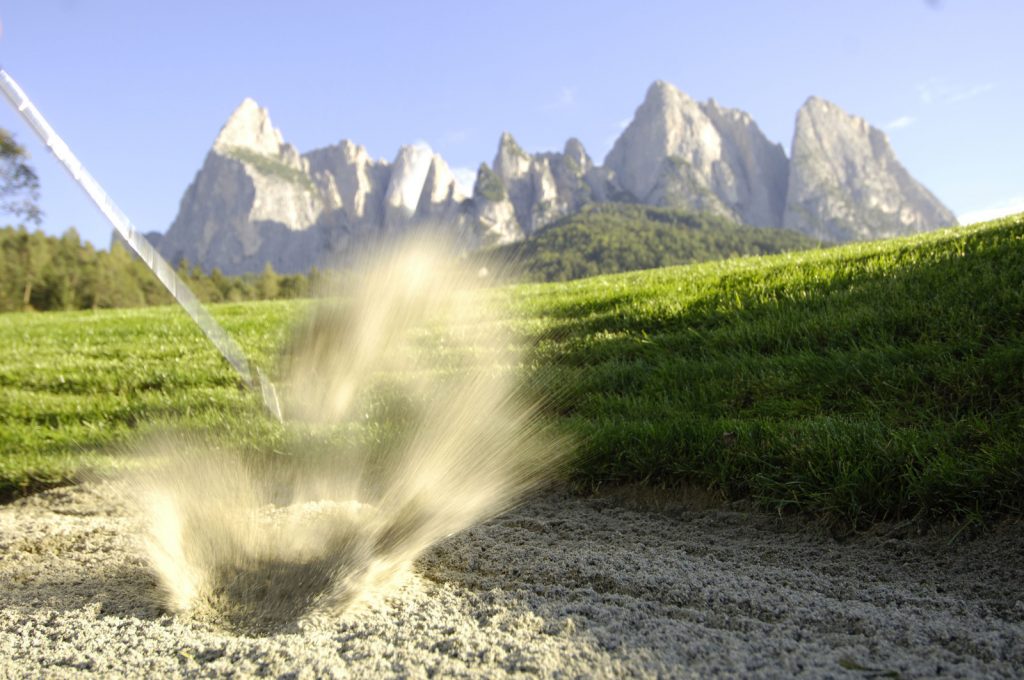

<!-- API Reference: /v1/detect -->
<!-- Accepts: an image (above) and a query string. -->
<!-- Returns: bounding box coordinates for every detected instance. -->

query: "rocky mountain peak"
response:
[643,80,685,108]
[499,131,526,153]
[384,144,436,227]
[471,162,521,246]
[494,132,532,182]
[420,153,467,208]
[704,97,753,127]
[606,82,741,221]
[799,96,870,135]
[699,98,789,227]
[783,96,956,242]
[332,139,366,162]
[802,96,836,113]
[563,138,590,169]
[212,98,284,156]
[160,79,958,277]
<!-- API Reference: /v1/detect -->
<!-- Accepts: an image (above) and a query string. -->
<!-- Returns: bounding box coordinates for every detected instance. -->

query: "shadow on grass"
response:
[523,219,1024,527]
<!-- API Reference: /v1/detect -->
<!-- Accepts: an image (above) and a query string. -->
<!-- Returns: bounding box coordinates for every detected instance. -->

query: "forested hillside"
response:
[476,204,823,282]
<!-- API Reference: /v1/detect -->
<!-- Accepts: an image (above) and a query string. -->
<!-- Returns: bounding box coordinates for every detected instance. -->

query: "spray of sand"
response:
[126,237,566,633]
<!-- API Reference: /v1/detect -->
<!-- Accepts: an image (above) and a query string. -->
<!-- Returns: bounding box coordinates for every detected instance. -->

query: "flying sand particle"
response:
[125,236,568,633]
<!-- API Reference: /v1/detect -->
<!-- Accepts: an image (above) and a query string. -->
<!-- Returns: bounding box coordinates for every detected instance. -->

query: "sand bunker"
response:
[2,483,1021,678]
[119,239,566,631]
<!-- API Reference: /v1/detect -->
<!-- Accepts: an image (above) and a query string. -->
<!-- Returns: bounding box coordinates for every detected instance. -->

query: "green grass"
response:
[0,300,302,497]
[509,212,1024,527]
[2,213,1023,529]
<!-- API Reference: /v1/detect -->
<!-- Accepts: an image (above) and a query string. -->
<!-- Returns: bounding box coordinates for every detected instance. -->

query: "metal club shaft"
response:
[0,68,282,421]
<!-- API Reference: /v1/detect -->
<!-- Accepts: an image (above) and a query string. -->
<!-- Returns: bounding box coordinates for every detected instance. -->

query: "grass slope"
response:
[477,203,822,282]
[0,301,301,498]
[512,213,1024,527]
[2,213,1022,528]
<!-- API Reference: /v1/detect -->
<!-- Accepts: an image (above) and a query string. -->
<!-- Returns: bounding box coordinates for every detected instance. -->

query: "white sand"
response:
[1,483,1022,678]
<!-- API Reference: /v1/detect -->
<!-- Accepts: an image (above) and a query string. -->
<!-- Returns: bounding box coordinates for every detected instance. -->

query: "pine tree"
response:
[256,261,279,300]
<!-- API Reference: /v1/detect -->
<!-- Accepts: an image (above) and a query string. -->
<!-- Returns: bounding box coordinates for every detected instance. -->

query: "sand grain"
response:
[1,484,1022,678]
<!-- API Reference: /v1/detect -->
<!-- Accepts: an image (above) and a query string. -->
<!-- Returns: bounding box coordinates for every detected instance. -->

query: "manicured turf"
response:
[0,301,300,497]
[2,213,1022,528]
[511,213,1024,527]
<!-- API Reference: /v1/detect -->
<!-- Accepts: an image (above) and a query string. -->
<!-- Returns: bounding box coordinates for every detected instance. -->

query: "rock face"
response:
[159,100,329,275]
[783,97,957,242]
[417,154,468,225]
[701,98,790,228]
[384,145,435,229]
[159,102,469,274]
[467,163,521,247]
[491,133,599,236]
[158,83,956,274]
[604,82,789,227]
[304,139,389,228]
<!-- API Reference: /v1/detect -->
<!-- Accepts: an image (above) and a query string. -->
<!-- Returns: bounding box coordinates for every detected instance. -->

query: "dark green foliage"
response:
[0,226,315,312]
[0,128,41,225]
[256,261,280,300]
[221,145,316,190]
[478,203,823,282]
[474,163,507,202]
[0,227,173,311]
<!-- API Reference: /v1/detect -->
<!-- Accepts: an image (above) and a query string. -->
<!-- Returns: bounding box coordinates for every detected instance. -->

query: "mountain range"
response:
[151,80,957,275]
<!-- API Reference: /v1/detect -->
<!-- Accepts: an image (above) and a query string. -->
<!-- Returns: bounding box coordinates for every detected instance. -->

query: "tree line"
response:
[1,202,827,312]
[476,203,824,283]
[0,225,314,313]
[0,126,317,314]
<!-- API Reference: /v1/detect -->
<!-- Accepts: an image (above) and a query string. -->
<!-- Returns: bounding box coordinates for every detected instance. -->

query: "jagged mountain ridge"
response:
[156,99,481,275]
[783,97,958,242]
[156,82,957,275]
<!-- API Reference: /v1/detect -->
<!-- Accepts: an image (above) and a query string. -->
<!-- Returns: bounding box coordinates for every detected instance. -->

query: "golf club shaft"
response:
[0,68,282,420]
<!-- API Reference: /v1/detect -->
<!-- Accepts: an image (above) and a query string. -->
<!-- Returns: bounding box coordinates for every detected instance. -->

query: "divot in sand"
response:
[119,238,568,633]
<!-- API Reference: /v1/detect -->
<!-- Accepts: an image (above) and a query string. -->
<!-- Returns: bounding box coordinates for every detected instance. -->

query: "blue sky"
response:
[0,1,1020,248]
